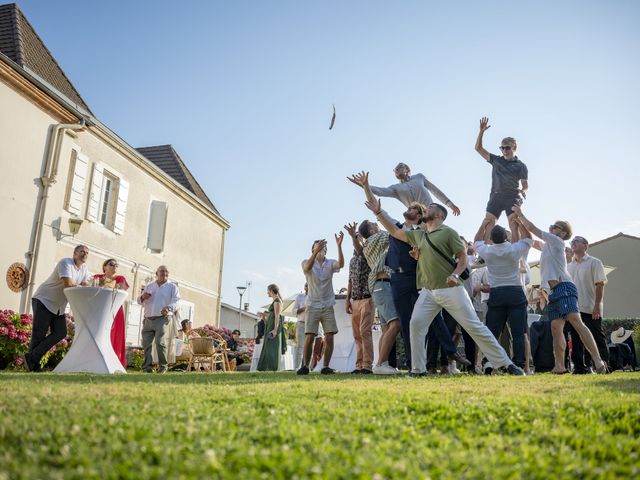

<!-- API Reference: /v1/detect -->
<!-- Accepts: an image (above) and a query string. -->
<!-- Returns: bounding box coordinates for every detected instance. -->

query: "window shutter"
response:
[113,179,129,235]
[147,200,168,252]
[65,150,88,215]
[86,163,104,222]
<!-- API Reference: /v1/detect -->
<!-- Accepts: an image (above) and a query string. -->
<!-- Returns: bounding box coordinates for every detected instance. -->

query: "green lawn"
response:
[1,371,639,480]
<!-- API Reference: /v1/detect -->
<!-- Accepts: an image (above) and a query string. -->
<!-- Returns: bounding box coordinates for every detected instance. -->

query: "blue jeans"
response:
[486,286,527,368]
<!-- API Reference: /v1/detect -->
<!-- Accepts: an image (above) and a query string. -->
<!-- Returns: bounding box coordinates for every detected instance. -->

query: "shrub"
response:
[0,310,32,369]
[130,348,144,370]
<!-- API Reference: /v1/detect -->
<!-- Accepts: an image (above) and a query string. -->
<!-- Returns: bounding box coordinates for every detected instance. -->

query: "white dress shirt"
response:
[292,293,307,323]
[568,254,607,314]
[138,281,180,318]
[33,258,91,314]
[475,239,532,288]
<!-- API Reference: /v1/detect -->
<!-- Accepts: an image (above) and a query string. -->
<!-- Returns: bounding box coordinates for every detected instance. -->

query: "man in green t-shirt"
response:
[365,198,525,376]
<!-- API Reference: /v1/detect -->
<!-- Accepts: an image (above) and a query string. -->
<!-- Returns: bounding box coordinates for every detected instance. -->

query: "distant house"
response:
[219,303,259,338]
[0,3,230,344]
[587,233,640,318]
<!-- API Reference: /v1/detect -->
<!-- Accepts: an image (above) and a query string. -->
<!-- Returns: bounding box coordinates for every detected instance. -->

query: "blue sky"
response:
[16,0,640,312]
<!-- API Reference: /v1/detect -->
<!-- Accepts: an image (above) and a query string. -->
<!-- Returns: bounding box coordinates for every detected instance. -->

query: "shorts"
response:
[547,281,579,321]
[486,193,523,219]
[372,280,399,326]
[305,306,338,335]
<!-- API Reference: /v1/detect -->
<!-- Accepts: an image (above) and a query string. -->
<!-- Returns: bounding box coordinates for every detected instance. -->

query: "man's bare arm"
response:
[511,205,543,239]
[475,117,491,161]
[521,179,529,199]
[424,177,460,216]
[474,218,493,243]
[365,198,408,243]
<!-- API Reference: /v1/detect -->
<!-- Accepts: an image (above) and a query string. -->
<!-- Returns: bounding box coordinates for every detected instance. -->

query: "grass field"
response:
[1,371,639,479]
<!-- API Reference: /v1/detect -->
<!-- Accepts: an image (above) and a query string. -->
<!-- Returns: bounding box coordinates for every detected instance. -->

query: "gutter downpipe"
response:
[21,118,87,313]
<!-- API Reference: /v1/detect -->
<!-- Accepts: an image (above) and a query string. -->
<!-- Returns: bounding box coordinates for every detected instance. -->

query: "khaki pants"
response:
[351,298,374,370]
[142,316,170,370]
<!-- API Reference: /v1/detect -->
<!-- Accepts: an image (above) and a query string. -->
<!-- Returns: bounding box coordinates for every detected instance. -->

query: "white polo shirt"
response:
[302,258,340,308]
[138,281,180,318]
[568,254,607,314]
[475,239,532,288]
[33,258,91,315]
[539,232,573,291]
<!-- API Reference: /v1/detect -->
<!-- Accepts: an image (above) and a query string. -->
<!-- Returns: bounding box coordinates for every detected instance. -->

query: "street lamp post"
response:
[236,286,247,333]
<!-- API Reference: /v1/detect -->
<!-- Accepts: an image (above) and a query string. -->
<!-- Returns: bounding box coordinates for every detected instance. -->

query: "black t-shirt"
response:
[488,153,528,194]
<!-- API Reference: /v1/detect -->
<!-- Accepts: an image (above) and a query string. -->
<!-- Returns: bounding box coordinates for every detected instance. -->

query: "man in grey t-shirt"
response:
[475,117,529,241]
[349,163,460,216]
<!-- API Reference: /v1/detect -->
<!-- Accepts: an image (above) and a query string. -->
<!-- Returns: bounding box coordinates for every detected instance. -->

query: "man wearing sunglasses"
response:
[475,117,528,241]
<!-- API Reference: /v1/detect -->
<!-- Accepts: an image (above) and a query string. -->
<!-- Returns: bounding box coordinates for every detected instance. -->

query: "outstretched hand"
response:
[312,239,327,255]
[364,197,381,215]
[344,222,358,238]
[450,203,461,216]
[347,171,369,188]
[479,117,491,132]
[335,231,344,246]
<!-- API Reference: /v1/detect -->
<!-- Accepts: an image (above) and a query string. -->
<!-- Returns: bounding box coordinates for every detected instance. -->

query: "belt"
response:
[375,278,391,283]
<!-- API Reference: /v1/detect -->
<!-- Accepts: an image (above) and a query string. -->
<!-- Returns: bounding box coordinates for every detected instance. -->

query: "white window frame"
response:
[86,162,129,235]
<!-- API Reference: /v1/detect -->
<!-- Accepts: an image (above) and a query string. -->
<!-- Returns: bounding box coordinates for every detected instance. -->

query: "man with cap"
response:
[567,236,609,373]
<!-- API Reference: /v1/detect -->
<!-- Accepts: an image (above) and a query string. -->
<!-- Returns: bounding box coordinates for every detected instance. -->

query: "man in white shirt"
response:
[349,164,460,216]
[291,283,308,370]
[26,245,92,372]
[297,234,344,375]
[511,206,607,374]
[473,218,532,368]
[138,265,181,374]
[567,236,609,373]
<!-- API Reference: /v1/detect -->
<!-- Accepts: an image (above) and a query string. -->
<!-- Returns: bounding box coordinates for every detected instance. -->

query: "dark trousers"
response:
[486,286,527,368]
[426,310,460,369]
[392,273,456,370]
[29,298,67,369]
[567,312,609,372]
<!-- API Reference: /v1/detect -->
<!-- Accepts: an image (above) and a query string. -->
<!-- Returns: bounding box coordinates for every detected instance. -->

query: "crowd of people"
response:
[23,117,621,377]
[292,117,613,376]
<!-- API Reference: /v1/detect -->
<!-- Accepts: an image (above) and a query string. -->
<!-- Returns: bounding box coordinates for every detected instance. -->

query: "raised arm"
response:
[364,198,409,243]
[475,117,491,161]
[347,171,377,204]
[511,205,543,239]
[423,177,460,216]
[303,240,326,273]
[335,231,345,269]
[514,215,532,240]
[344,222,363,255]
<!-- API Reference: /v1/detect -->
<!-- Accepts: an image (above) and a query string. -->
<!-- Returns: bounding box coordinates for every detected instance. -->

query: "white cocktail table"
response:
[54,286,128,374]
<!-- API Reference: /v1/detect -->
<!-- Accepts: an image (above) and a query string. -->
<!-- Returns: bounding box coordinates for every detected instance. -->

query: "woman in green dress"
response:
[257,284,284,371]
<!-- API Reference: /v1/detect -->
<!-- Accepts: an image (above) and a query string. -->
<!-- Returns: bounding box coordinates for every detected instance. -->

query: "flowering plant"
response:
[0,309,32,369]
[130,348,144,370]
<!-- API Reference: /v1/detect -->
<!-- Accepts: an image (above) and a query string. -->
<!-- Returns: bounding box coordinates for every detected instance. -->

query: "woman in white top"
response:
[511,205,606,374]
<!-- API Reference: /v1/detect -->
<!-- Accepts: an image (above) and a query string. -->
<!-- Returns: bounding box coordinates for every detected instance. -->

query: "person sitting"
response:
[227,329,245,370]
[176,319,200,370]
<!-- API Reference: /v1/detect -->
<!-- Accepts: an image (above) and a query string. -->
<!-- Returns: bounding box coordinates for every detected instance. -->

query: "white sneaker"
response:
[373,364,400,375]
[447,365,462,374]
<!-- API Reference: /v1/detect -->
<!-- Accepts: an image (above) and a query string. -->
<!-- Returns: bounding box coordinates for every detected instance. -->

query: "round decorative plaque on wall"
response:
[6,263,29,292]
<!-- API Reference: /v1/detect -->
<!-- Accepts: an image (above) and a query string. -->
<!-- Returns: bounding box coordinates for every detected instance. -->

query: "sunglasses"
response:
[107,262,118,267]
[499,145,513,151]
[550,224,563,231]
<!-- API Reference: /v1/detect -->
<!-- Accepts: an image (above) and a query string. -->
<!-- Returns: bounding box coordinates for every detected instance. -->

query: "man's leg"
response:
[507,300,528,369]
[410,290,442,373]
[154,316,171,370]
[29,299,64,370]
[323,333,334,367]
[351,299,364,370]
[565,312,605,370]
[141,317,156,372]
[581,312,609,365]
[302,333,315,367]
[439,287,512,369]
[550,318,568,372]
[378,319,401,364]
[566,321,587,372]
[460,328,477,371]
[295,321,305,369]
[391,274,419,370]
[360,299,374,371]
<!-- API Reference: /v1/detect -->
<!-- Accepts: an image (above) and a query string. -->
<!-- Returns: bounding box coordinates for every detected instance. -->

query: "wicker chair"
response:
[188,334,231,372]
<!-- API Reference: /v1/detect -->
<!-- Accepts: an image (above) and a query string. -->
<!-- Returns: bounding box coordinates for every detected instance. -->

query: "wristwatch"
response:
[451,273,460,280]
